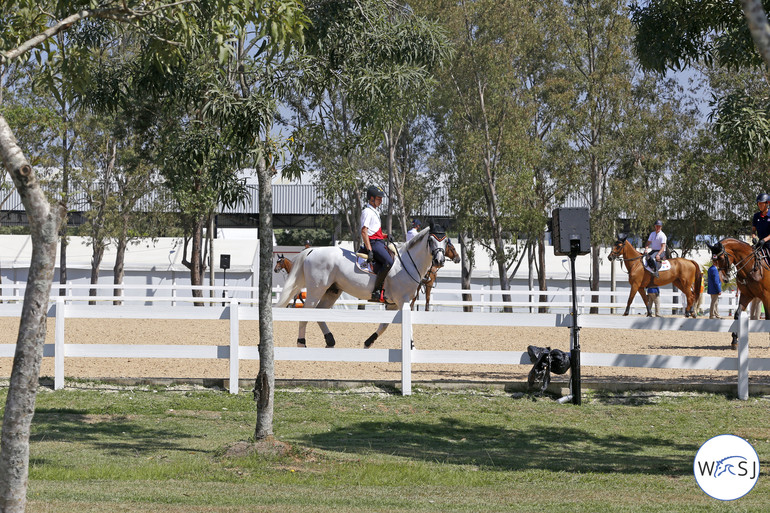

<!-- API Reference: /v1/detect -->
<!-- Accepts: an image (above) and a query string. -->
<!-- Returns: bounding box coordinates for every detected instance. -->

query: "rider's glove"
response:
[367,250,374,263]
[754,238,764,249]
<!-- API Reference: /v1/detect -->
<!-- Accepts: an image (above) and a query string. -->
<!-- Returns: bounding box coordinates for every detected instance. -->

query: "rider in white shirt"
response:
[643,220,667,278]
[360,185,392,302]
[406,219,421,242]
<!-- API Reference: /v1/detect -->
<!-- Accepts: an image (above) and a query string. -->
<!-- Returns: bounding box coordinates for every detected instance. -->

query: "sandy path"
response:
[1,316,769,386]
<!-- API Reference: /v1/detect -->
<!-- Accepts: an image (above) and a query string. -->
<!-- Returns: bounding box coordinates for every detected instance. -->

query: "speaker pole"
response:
[569,239,582,405]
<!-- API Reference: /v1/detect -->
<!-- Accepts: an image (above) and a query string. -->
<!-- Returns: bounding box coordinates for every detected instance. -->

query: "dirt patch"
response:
[225,438,292,458]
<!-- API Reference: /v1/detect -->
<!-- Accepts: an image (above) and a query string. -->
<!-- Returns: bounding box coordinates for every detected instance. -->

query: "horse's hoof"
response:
[324,332,336,348]
[297,338,306,348]
[364,333,378,348]
[731,341,738,350]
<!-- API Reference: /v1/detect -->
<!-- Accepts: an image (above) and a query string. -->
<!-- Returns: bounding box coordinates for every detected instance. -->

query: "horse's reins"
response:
[396,233,445,290]
[713,245,756,281]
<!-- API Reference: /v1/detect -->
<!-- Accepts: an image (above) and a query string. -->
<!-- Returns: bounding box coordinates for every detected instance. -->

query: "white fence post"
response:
[401,305,412,396]
[54,297,65,390]
[737,312,749,400]
[229,299,239,394]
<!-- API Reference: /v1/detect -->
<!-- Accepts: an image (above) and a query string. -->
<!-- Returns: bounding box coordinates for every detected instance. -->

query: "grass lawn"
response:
[1,383,768,512]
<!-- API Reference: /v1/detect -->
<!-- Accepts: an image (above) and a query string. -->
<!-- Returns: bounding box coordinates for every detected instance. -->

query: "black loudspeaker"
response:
[220,254,231,270]
[552,208,591,256]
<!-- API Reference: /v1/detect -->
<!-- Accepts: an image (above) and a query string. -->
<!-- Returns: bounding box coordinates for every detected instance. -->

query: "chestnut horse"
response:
[410,239,461,311]
[607,236,702,317]
[708,238,770,320]
[274,254,293,274]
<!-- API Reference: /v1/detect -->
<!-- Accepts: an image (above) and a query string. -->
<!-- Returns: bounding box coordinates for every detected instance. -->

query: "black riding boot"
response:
[648,257,659,278]
[369,267,390,302]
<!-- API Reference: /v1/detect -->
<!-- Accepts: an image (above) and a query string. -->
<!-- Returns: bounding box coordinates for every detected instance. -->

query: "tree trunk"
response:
[89,243,105,305]
[459,231,473,313]
[741,0,770,68]
[385,126,396,236]
[537,234,549,314]
[190,218,204,304]
[113,228,127,305]
[0,113,66,512]
[208,214,215,303]
[254,156,275,439]
[58,115,70,297]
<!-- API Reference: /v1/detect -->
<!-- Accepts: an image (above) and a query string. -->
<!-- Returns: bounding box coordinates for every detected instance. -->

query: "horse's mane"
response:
[402,226,430,252]
[721,237,750,247]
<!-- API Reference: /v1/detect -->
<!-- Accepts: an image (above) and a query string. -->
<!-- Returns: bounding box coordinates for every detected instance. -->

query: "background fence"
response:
[1,284,768,399]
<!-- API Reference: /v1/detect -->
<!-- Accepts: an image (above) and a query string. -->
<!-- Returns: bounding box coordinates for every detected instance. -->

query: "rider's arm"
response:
[656,243,666,259]
[361,226,372,252]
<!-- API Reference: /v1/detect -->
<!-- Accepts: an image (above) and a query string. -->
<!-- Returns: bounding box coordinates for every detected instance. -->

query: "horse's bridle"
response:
[711,244,753,281]
[608,239,643,264]
[399,232,447,285]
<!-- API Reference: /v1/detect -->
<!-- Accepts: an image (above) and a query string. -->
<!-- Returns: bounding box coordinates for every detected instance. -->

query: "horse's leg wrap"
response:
[297,338,306,348]
[324,332,336,348]
[364,332,378,348]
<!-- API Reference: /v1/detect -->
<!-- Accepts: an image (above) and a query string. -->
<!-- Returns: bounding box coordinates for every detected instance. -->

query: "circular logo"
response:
[694,434,760,501]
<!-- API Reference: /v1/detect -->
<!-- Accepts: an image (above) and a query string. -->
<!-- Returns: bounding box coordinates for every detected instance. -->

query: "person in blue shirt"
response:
[646,286,661,317]
[751,193,770,250]
[707,261,722,319]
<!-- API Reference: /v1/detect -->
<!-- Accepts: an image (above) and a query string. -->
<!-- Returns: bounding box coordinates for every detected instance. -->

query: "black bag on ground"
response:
[549,349,572,375]
[527,345,572,393]
[527,345,552,393]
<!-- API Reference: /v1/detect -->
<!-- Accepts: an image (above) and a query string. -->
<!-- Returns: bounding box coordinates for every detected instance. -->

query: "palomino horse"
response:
[276,224,448,348]
[410,239,461,311]
[607,236,702,317]
[708,238,770,320]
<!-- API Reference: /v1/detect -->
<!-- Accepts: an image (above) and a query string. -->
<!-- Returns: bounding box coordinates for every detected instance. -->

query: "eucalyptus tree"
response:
[633,0,770,165]
[0,2,306,509]
[297,0,450,240]
[423,0,546,301]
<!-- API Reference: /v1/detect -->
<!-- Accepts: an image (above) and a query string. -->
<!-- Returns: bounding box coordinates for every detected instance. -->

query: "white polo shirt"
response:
[360,204,382,237]
[648,230,667,251]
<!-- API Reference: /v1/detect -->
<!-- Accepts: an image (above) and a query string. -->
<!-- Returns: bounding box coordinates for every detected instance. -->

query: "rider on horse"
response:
[360,185,393,302]
[643,220,667,278]
[751,193,770,252]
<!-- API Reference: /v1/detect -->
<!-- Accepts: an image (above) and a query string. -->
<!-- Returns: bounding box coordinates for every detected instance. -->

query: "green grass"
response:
[1,384,768,512]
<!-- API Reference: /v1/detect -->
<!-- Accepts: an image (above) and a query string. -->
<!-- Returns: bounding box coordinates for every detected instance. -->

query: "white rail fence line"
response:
[1,294,770,399]
[0,282,743,314]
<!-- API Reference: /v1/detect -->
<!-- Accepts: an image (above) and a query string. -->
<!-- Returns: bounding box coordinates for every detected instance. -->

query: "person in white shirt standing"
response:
[406,219,421,242]
[360,185,392,302]
[643,220,667,278]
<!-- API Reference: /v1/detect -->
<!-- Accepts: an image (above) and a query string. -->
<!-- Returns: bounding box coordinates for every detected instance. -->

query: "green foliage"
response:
[712,90,770,164]
[631,0,764,72]
[631,0,770,164]
[275,228,332,246]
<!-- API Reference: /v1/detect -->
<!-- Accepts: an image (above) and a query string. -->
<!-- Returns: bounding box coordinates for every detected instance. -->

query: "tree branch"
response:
[740,0,770,69]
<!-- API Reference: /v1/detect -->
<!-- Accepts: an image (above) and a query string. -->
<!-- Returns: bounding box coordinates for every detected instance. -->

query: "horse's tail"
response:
[275,249,309,307]
[692,259,703,304]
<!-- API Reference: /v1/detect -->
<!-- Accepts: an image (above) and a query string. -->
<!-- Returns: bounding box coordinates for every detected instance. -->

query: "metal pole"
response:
[570,241,582,405]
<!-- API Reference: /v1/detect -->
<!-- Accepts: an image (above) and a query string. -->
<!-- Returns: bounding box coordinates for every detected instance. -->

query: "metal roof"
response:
[1,182,454,217]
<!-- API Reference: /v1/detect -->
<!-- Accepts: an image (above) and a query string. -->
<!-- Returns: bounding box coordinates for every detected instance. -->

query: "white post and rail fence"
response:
[0,285,768,400]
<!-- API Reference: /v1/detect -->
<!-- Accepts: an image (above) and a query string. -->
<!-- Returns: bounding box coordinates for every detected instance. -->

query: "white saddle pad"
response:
[355,256,376,274]
[643,259,671,274]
